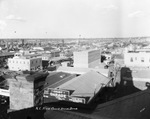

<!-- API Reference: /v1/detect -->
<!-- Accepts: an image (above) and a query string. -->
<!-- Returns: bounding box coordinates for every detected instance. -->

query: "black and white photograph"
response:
[0,0,150,119]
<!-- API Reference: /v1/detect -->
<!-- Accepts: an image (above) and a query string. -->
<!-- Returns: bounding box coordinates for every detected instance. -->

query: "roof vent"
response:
[60,74,66,78]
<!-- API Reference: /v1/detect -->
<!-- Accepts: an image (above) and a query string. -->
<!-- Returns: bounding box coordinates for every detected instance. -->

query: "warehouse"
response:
[44,72,76,103]
[44,71,111,104]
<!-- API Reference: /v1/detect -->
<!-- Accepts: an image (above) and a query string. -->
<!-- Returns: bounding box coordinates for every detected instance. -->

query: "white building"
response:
[8,53,42,71]
[73,49,101,68]
[124,51,150,67]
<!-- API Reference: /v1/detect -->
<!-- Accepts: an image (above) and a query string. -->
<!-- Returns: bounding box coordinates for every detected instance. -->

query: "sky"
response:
[0,0,150,38]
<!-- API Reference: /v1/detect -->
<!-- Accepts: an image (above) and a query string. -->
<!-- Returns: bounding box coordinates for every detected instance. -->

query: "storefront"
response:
[44,88,86,104]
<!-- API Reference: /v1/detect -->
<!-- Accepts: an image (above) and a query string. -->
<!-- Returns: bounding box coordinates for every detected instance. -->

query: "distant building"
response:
[124,50,150,67]
[59,52,65,57]
[50,51,60,57]
[32,47,44,51]
[61,61,70,67]
[42,53,52,61]
[8,53,42,71]
[0,52,14,61]
[73,49,101,68]
[104,54,112,60]
[42,51,60,61]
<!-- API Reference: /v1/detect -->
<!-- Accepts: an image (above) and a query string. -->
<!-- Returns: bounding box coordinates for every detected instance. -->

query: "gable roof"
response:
[57,71,110,98]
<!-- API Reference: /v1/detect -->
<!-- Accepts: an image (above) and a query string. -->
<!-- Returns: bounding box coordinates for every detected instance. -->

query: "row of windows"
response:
[9,60,29,64]
[31,60,41,64]
[11,66,41,70]
[31,66,41,71]
[130,57,147,62]
[9,60,41,64]
[11,67,24,70]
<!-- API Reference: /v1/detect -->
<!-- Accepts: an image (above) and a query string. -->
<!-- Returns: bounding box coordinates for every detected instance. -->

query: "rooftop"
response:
[123,67,150,80]
[14,71,49,82]
[0,52,14,57]
[127,50,150,53]
[12,53,41,59]
[74,49,100,53]
[57,66,108,77]
[57,71,110,100]
[44,72,73,89]
[112,54,124,59]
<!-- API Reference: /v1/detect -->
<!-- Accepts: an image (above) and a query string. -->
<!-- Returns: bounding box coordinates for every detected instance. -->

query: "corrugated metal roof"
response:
[57,71,110,97]
[57,66,108,77]
[57,66,91,74]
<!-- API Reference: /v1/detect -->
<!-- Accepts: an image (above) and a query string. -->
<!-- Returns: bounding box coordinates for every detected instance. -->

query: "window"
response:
[24,61,25,64]
[135,57,137,60]
[141,57,144,62]
[130,57,133,62]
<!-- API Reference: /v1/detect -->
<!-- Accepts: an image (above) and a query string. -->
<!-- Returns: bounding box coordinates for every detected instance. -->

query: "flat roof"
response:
[121,67,150,80]
[74,49,100,53]
[57,66,108,77]
[50,56,68,62]
[57,71,110,99]
[128,50,150,53]
[15,71,49,82]
[112,54,124,59]
[0,52,14,57]
[12,54,42,59]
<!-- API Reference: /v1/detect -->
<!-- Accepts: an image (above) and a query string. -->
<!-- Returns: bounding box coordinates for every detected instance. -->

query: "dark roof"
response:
[8,89,150,119]
[44,110,91,119]
[44,72,72,88]
[15,71,49,82]
[45,89,150,119]
[58,71,110,98]
[0,52,14,57]
[43,47,55,51]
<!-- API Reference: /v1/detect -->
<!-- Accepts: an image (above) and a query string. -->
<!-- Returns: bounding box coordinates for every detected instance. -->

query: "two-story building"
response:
[124,50,150,67]
[8,53,42,71]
